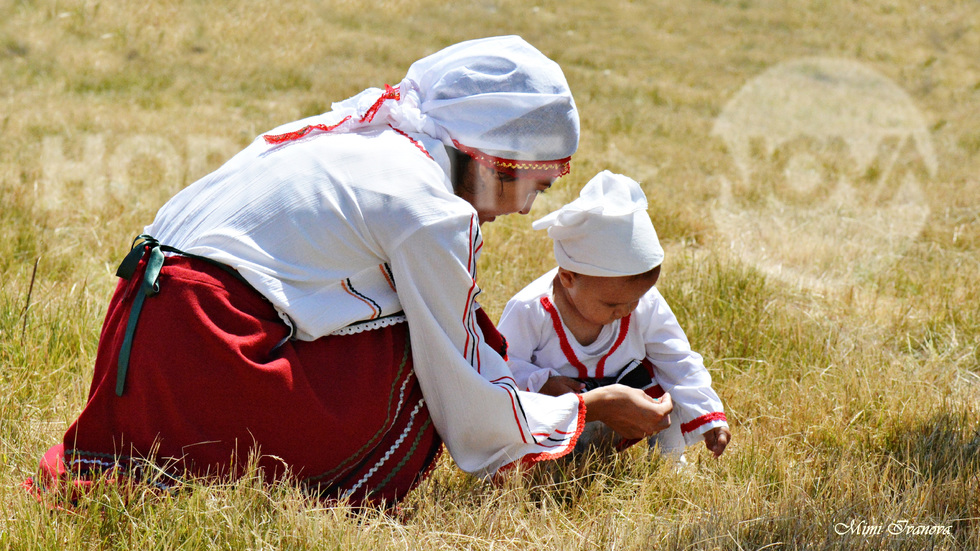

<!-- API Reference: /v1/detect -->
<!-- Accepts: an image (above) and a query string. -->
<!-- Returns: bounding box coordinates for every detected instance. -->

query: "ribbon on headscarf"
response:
[262,117,353,145]
[359,84,400,124]
[263,85,401,145]
[262,85,569,179]
[452,139,571,179]
[260,36,579,180]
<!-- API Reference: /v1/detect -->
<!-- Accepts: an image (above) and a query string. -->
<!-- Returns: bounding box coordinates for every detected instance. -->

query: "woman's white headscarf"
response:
[263,36,579,178]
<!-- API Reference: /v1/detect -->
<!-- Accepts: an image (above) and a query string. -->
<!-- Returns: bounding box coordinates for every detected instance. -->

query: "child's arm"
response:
[539,375,585,396]
[703,426,731,458]
[507,357,561,393]
[498,295,558,392]
[641,289,730,450]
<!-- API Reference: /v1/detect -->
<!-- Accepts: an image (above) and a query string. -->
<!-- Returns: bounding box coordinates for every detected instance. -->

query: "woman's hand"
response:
[582,384,673,440]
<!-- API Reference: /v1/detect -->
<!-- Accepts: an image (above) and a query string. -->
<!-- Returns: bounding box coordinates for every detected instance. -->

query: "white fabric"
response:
[329,314,407,336]
[144,127,583,477]
[532,171,663,277]
[498,268,728,446]
[140,36,586,476]
[263,35,579,163]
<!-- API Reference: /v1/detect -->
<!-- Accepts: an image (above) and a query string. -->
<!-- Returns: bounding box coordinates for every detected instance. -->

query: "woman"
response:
[37,36,672,505]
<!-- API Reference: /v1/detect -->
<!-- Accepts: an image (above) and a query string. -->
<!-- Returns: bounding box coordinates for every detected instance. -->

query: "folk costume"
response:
[497,172,728,452]
[35,36,585,505]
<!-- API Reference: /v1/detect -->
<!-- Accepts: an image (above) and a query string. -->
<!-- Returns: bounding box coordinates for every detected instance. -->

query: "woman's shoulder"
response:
[306,129,476,236]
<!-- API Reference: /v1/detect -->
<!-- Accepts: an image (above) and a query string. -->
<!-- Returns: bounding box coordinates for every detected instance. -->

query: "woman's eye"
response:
[497,171,516,183]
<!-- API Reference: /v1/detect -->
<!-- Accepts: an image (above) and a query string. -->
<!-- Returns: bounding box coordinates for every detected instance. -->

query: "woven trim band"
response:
[452,140,571,179]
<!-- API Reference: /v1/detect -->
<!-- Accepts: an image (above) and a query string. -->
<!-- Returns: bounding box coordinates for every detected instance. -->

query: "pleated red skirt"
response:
[35,253,443,505]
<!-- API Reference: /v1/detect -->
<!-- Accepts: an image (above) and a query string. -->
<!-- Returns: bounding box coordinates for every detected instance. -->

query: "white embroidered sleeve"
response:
[642,289,728,446]
[388,213,584,476]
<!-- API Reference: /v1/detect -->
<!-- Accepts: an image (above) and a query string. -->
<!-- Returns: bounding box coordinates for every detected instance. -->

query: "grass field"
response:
[2,0,979,549]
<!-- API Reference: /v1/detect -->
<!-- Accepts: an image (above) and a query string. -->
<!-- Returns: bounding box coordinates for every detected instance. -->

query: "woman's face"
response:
[457,162,554,224]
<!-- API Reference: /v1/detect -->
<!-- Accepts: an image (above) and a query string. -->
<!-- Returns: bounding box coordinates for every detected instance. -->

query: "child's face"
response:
[558,266,661,326]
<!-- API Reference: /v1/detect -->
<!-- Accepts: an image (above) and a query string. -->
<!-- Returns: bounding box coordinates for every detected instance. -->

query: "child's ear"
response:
[557,268,576,289]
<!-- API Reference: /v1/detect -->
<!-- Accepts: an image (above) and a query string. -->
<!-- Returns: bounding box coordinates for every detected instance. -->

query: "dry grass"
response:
[2,0,979,549]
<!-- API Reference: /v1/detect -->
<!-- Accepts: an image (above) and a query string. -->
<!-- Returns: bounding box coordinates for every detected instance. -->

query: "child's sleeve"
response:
[498,298,559,392]
[642,288,728,446]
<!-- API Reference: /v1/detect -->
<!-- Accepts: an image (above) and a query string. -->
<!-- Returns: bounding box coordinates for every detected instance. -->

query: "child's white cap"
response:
[532,171,664,277]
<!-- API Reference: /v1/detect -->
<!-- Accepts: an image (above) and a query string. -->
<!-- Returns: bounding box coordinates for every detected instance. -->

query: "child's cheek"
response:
[602,307,619,324]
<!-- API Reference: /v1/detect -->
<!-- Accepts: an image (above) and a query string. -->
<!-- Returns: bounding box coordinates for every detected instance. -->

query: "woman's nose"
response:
[519,191,539,214]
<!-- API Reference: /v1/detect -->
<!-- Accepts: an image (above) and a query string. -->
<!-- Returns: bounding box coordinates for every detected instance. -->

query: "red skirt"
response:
[36,253,443,505]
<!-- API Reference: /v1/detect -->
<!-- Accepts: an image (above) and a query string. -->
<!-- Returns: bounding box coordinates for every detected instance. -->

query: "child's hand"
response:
[703,426,731,458]
[539,376,586,396]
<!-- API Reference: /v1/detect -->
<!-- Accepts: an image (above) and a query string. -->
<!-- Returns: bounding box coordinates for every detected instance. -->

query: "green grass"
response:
[3,0,979,548]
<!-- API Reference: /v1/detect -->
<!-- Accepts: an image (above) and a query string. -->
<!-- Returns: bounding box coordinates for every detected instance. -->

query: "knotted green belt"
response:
[113,234,255,397]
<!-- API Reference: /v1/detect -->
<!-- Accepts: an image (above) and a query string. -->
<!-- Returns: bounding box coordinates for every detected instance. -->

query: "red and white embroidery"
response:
[342,278,381,319]
[681,412,728,435]
[491,376,528,445]
[452,139,571,179]
[460,214,483,372]
[540,296,631,379]
[262,84,411,149]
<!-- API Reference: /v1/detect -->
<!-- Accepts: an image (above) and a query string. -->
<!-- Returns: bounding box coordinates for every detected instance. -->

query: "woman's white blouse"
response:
[144,126,583,476]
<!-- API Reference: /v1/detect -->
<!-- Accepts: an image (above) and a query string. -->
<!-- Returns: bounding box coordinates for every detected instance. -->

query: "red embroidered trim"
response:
[541,296,588,378]
[451,139,571,179]
[360,84,400,124]
[521,393,587,464]
[494,460,519,476]
[466,214,475,275]
[263,116,352,145]
[262,84,401,145]
[461,215,480,372]
[681,412,728,434]
[390,127,434,161]
[540,296,630,379]
[379,264,397,293]
[497,382,528,444]
[595,313,631,378]
[341,279,379,319]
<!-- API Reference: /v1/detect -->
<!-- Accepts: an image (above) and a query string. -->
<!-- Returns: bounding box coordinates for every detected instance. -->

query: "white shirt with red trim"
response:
[144,124,584,476]
[498,268,728,446]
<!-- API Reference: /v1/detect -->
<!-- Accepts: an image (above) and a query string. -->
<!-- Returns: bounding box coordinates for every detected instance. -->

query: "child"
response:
[498,171,731,459]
